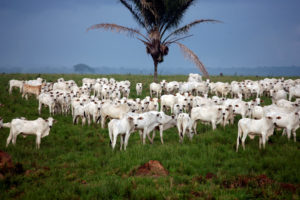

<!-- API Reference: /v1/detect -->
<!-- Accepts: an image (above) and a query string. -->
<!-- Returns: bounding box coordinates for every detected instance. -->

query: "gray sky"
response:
[0,0,300,70]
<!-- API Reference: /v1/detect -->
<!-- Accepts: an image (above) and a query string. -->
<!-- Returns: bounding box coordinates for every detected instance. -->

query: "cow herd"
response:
[1,73,300,151]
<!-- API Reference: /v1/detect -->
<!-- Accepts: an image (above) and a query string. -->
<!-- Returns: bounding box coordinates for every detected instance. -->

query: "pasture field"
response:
[0,73,299,200]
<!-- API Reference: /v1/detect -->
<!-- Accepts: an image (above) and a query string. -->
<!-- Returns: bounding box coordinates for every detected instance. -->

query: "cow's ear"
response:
[53,120,57,123]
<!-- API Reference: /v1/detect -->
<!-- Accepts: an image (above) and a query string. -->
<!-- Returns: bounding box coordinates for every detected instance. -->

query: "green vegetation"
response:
[0,74,299,199]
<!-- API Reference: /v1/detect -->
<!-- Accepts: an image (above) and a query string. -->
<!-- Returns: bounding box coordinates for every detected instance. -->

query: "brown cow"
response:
[22,84,41,100]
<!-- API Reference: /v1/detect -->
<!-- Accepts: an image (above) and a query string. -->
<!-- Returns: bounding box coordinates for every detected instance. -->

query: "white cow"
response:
[236,116,274,152]
[289,86,300,101]
[273,112,299,142]
[150,83,162,98]
[100,102,131,128]
[9,80,24,94]
[191,105,223,132]
[5,117,56,149]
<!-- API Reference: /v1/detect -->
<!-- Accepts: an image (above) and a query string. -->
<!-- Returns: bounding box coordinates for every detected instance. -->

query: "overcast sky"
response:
[0,0,300,71]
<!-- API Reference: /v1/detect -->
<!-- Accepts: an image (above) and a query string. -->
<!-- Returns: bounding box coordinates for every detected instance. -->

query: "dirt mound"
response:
[0,150,14,178]
[133,160,168,177]
[0,150,13,169]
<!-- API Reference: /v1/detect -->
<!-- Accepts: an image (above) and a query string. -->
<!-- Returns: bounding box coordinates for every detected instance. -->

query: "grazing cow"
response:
[5,117,56,149]
[236,116,274,152]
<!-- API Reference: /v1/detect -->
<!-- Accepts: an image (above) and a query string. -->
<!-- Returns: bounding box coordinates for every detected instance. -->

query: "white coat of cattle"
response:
[5,117,56,149]
[38,93,56,115]
[236,116,274,152]
[271,89,287,104]
[289,86,300,101]
[9,80,24,94]
[191,105,222,132]
[136,83,143,96]
[273,112,299,142]
[100,102,131,128]
[150,83,162,98]
[188,73,202,82]
[177,113,194,143]
[160,94,177,113]
[151,112,177,144]
[130,111,163,144]
[108,114,135,150]
[73,104,86,126]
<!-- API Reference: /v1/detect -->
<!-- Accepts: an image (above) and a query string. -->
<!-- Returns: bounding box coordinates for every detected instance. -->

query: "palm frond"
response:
[140,0,158,20]
[160,0,195,37]
[86,23,150,42]
[164,35,193,45]
[163,19,220,43]
[120,0,147,29]
[176,42,209,77]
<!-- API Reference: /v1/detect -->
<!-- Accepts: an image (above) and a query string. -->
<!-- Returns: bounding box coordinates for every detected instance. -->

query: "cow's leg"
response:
[36,134,41,149]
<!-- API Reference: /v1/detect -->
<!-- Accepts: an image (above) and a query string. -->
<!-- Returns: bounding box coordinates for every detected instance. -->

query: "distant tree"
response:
[74,63,95,74]
[87,0,220,82]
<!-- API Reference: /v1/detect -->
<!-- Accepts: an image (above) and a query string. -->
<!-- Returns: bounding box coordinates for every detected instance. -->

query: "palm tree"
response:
[87,0,219,82]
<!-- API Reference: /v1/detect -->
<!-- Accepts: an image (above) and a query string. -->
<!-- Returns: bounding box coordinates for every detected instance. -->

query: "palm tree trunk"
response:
[154,60,158,83]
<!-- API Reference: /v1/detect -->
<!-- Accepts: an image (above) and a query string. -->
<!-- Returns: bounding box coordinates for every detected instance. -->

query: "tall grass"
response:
[0,74,299,199]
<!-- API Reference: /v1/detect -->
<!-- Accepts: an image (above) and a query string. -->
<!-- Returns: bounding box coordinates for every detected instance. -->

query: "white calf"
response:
[177,113,194,143]
[136,83,143,95]
[108,114,135,150]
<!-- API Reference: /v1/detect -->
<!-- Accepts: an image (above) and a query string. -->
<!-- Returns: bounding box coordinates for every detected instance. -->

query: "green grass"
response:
[0,74,299,199]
